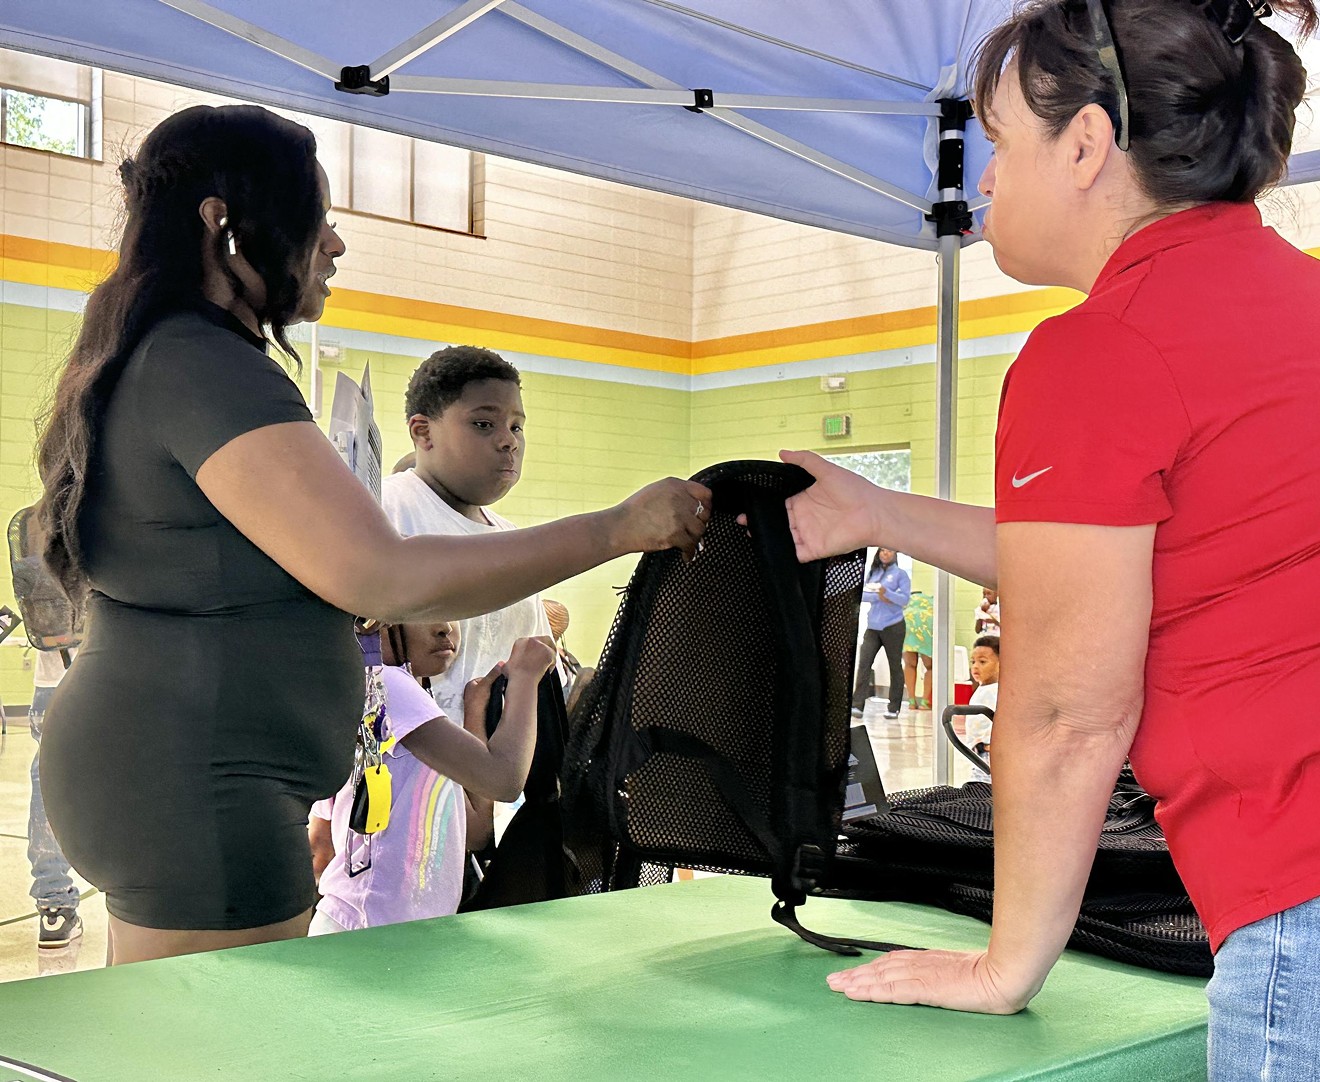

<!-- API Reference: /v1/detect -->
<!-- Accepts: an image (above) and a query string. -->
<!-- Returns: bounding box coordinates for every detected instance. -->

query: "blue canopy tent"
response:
[4,0,1319,780]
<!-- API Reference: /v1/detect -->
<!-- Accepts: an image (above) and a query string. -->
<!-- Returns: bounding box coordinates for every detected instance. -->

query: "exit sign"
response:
[822,413,852,438]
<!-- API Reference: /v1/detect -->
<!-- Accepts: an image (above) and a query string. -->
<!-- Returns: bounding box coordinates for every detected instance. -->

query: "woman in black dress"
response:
[36,105,710,964]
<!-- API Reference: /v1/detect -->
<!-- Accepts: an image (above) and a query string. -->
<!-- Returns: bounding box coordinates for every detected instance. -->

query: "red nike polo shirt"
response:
[995,201,1320,950]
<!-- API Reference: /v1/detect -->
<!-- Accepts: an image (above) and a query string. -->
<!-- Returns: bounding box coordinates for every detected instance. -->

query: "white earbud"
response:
[218,215,237,256]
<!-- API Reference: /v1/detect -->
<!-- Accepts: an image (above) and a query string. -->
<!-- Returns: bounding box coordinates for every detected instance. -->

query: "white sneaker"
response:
[850,707,864,718]
[37,908,83,949]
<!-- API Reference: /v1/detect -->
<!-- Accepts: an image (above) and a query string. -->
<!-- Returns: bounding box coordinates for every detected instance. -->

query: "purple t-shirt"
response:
[313,665,467,929]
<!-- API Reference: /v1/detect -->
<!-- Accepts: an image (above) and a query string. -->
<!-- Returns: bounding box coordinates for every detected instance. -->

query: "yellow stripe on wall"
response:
[1,234,115,292]
[323,287,691,374]
[5,232,1317,377]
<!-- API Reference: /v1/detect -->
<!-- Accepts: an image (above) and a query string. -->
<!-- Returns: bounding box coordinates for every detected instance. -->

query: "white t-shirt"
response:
[313,665,468,929]
[965,682,998,785]
[976,600,1001,636]
[381,470,552,728]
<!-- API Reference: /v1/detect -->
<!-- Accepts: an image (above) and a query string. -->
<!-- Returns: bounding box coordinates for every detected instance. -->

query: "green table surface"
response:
[0,876,1208,1082]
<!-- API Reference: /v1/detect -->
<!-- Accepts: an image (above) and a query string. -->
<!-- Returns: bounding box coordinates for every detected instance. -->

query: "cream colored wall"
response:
[692,179,1320,342]
[476,158,692,338]
[692,205,935,339]
[1261,183,1320,250]
[690,203,1050,342]
[1,68,696,339]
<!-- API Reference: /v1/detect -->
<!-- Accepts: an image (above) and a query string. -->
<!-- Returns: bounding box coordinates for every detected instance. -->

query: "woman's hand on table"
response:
[826,948,1038,1015]
[606,477,712,561]
[780,449,885,561]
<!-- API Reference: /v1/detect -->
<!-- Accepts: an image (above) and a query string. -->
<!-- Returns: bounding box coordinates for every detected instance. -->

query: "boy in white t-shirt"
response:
[382,346,553,850]
[308,623,555,933]
[964,635,1000,785]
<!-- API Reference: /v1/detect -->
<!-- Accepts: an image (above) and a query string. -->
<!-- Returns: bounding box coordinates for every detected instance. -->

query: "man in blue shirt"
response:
[851,548,911,720]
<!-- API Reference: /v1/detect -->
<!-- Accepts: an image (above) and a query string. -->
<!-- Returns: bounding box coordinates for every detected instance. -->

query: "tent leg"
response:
[932,233,960,786]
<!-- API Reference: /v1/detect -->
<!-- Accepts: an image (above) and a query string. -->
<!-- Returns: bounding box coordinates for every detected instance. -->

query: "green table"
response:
[0,876,1207,1082]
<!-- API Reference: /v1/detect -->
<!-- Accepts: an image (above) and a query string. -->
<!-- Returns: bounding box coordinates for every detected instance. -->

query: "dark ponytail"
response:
[36,105,322,603]
[972,0,1317,208]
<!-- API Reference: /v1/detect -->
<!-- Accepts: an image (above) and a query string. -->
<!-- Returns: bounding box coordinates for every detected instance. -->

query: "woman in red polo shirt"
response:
[784,0,1319,1076]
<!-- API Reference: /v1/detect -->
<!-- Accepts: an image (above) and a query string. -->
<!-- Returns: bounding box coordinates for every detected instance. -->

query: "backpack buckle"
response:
[791,843,828,893]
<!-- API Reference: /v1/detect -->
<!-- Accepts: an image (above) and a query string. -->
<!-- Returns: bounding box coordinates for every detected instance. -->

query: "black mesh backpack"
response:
[562,459,911,954]
[562,459,1212,975]
[460,670,573,912]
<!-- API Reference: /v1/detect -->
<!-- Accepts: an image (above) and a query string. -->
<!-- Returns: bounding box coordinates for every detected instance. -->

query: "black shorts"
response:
[39,600,360,930]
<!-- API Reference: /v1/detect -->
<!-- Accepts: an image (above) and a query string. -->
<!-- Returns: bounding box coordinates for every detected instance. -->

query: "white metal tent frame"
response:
[153,0,976,225]
[5,0,1318,781]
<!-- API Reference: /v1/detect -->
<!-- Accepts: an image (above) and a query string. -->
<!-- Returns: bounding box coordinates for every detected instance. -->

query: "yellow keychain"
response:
[360,759,393,834]
[349,724,396,835]
[349,641,396,847]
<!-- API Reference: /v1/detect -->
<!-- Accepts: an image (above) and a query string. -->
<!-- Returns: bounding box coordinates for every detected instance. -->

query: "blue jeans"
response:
[28,686,79,912]
[1207,894,1320,1081]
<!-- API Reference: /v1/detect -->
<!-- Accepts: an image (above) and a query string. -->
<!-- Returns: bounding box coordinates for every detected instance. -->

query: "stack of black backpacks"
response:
[551,459,1210,977]
[829,774,1209,975]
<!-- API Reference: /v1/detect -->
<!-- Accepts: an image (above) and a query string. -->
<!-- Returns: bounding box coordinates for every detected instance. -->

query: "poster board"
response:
[327,363,382,501]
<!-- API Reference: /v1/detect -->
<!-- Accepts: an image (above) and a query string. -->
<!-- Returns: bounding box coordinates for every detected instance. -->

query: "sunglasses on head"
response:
[1082,0,1275,152]
[1084,0,1131,151]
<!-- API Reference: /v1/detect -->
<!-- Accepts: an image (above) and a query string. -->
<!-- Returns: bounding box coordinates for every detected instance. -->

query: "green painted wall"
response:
[688,353,1015,656]
[0,300,80,709]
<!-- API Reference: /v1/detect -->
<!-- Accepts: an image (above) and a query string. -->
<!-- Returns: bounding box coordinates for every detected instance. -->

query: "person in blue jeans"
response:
[850,547,910,720]
[1207,896,1320,1077]
[28,649,81,949]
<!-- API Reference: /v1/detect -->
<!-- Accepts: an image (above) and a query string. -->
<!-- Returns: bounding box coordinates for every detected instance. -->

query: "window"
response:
[1293,37,1320,156]
[295,111,473,233]
[0,49,98,159]
[827,449,911,494]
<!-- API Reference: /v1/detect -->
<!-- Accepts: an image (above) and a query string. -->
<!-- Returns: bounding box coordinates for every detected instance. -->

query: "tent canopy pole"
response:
[368,0,508,80]
[932,233,960,785]
[158,0,337,77]
[928,99,972,785]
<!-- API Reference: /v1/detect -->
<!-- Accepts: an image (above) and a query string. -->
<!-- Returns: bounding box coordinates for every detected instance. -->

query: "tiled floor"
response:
[0,699,972,985]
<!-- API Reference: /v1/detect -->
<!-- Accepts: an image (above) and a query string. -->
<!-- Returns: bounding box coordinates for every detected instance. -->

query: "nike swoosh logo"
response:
[1011,466,1053,488]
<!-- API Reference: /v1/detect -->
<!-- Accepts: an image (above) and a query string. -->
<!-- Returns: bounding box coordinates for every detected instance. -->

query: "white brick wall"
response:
[690,200,1040,342]
[1,61,696,342]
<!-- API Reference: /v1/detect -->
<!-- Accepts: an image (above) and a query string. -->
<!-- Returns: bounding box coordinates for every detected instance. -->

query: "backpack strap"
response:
[645,728,783,860]
[723,478,919,957]
[771,899,918,956]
